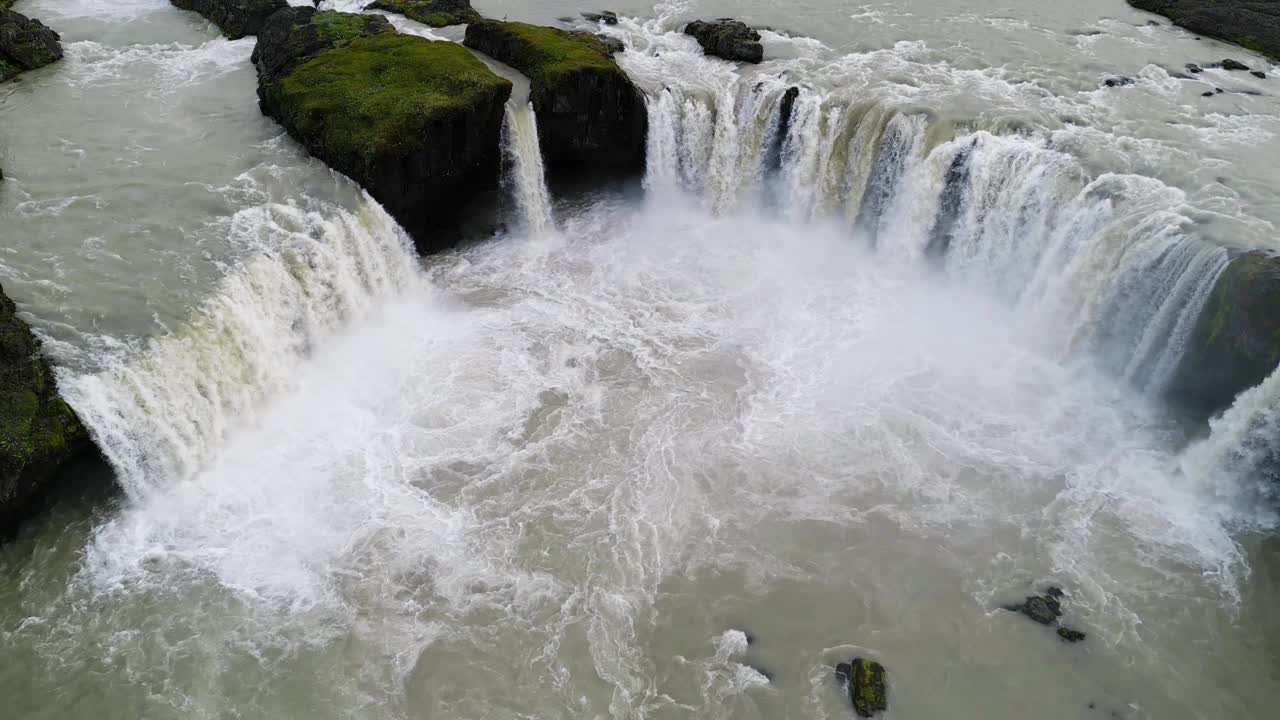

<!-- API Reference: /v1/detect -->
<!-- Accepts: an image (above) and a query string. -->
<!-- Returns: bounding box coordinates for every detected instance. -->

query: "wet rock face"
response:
[364,0,481,28]
[0,284,94,539]
[0,8,63,83]
[169,0,288,39]
[684,18,764,63]
[835,659,889,718]
[254,8,513,253]
[464,19,647,181]
[1128,1,1280,59]
[1168,251,1280,419]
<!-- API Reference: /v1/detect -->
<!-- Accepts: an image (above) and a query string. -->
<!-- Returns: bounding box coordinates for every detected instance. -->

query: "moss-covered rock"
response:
[684,19,764,63]
[0,8,62,83]
[464,19,646,181]
[254,8,512,252]
[0,284,93,538]
[365,0,481,28]
[1129,1,1280,60]
[169,0,287,40]
[1168,251,1280,417]
[835,659,888,718]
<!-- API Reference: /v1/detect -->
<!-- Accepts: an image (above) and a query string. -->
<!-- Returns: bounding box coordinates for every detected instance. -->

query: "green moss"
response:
[366,0,481,28]
[311,10,376,48]
[272,33,510,160]
[0,0,16,9]
[469,20,617,89]
[0,59,19,83]
[850,658,888,718]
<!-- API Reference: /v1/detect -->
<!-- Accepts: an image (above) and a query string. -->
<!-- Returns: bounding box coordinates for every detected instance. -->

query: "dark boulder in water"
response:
[169,0,287,39]
[0,8,63,83]
[364,0,482,28]
[582,11,619,26]
[836,658,888,717]
[1103,76,1136,87]
[1168,251,1280,418]
[684,19,764,63]
[1201,89,1216,96]
[1127,1,1280,59]
[464,19,647,182]
[1186,63,1204,73]
[0,283,95,539]
[253,8,512,253]
[596,33,625,56]
[1221,57,1250,70]
[1058,627,1087,642]
[1252,69,1267,78]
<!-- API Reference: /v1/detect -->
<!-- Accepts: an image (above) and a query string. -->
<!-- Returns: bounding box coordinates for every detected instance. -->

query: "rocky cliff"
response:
[1129,0,1280,59]
[0,8,62,83]
[1168,251,1280,417]
[0,285,93,538]
[254,8,512,253]
[464,19,647,181]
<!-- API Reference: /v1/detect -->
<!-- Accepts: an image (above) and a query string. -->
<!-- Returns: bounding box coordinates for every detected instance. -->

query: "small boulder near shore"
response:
[0,284,94,538]
[464,19,647,181]
[169,0,287,39]
[835,659,888,718]
[684,18,764,63]
[0,8,63,83]
[254,8,513,253]
[364,0,481,28]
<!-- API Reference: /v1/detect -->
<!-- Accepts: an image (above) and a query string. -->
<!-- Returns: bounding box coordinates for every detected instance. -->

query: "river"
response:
[1,0,1278,718]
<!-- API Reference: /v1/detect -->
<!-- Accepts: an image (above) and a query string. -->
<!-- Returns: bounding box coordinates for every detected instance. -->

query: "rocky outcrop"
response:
[364,0,481,28]
[835,659,888,718]
[684,19,764,63]
[1128,1,1280,59]
[1168,251,1280,417]
[464,19,646,181]
[0,8,62,83]
[1002,586,1088,643]
[0,284,93,538]
[170,0,287,39]
[254,8,512,253]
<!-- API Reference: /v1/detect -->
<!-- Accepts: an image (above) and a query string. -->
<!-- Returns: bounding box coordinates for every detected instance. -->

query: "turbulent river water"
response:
[2,0,1280,718]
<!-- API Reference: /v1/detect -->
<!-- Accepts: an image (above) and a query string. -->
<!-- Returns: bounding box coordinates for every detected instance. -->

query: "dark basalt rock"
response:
[169,0,287,39]
[596,33,624,56]
[254,8,513,253]
[684,18,764,63]
[1103,76,1136,87]
[364,0,481,28]
[836,658,888,717]
[1252,69,1267,78]
[0,8,62,83]
[1168,251,1280,418]
[1187,62,1204,73]
[582,11,618,26]
[0,283,94,538]
[1058,627,1087,642]
[464,19,647,181]
[1127,1,1280,59]
[1221,57,1250,70]
[1202,89,1216,95]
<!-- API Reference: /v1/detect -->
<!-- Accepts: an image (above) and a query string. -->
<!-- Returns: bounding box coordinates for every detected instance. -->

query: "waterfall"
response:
[1182,366,1280,518]
[502,100,555,235]
[60,195,420,498]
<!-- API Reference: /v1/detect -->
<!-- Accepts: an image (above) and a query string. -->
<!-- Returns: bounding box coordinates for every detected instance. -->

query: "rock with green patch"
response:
[464,19,646,181]
[0,283,93,538]
[169,0,288,40]
[254,8,512,252]
[364,0,481,28]
[684,18,764,63]
[835,658,888,718]
[0,8,62,83]
[1128,1,1280,60]
[1168,251,1280,418]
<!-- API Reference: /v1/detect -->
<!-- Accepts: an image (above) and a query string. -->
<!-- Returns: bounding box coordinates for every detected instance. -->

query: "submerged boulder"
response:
[684,19,764,63]
[364,0,481,28]
[464,19,646,181]
[0,8,62,83]
[1168,251,1280,418]
[0,284,93,538]
[254,8,512,252]
[835,658,888,718]
[1128,1,1280,59]
[169,0,288,39]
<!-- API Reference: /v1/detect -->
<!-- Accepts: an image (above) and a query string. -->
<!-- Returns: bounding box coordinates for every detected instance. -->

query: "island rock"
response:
[464,19,646,181]
[170,0,288,39]
[684,18,764,63]
[254,8,512,253]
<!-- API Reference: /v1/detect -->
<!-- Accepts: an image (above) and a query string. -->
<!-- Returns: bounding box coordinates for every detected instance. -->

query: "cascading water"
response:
[502,100,556,235]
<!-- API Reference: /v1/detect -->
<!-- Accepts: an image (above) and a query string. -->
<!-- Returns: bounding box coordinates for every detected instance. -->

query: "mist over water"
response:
[3,1,1280,719]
